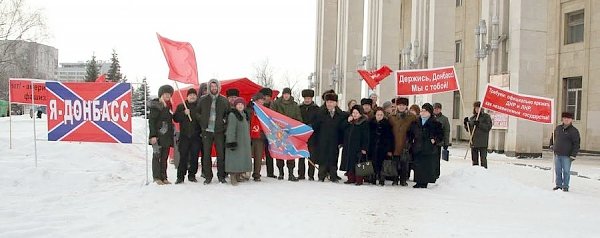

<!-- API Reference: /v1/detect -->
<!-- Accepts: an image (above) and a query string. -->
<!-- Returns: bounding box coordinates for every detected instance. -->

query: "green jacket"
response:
[271,96,303,121]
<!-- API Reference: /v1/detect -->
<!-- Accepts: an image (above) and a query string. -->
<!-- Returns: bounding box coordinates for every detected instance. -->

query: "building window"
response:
[453,91,461,119]
[455,40,462,63]
[563,77,582,120]
[565,10,584,44]
[456,0,462,7]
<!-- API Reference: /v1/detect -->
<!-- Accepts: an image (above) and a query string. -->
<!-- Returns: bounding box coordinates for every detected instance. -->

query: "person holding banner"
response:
[433,103,451,178]
[463,101,492,169]
[149,85,176,185]
[298,89,320,180]
[313,92,347,182]
[173,88,201,184]
[259,88,276,178]
[407,103,444,188]
[197,79,230,184]
[549,112,580,192]
[270,87,303,181]
[389,97,416,186]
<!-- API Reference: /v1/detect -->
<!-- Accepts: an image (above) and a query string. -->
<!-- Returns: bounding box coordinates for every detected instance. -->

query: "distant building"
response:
[0,40,58,80]
[56,61,110,82]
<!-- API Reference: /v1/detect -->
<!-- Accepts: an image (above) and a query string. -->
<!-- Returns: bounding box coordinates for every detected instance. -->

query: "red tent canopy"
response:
[171,77,279,108]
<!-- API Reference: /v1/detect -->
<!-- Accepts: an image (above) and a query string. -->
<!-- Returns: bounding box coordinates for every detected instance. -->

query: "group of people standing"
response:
[147,78,499,188]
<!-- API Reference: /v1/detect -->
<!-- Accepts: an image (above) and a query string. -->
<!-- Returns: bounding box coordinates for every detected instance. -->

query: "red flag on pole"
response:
[156,33,199,85]
[358,65,393,89]
[95,74,106,83]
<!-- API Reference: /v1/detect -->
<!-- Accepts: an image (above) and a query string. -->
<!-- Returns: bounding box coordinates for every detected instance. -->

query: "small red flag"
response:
[156,33,199,85]
[357,65,393,89]
[95,74,106,83]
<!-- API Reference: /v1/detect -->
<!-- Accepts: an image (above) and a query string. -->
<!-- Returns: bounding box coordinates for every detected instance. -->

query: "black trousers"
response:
[471,147,488,168]
[177,137,201,180]
[395,155,409,183]
[298,158,316,178]
[264,139,275,176]
[276,159,295,176]
[152,145,170,180]
[318,164,338,181]
[201,132,226,180]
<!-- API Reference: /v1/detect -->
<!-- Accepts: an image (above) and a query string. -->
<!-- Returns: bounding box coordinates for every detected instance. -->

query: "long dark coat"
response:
[312,107,347,167]
[368,117,394,171]
[340,115,370,172]
[464,111,492,148]
[407,117,444,184]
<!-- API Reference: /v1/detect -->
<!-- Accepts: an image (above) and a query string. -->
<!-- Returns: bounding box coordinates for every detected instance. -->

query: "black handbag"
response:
[355,153,374,177]
[382,156,398,177]
[442,149,449,161]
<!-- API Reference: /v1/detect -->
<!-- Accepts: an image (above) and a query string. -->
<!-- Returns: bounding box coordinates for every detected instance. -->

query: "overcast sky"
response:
[28,0,316,93]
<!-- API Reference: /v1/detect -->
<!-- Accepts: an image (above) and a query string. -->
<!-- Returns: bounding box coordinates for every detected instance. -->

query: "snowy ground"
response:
[1,116,600,237]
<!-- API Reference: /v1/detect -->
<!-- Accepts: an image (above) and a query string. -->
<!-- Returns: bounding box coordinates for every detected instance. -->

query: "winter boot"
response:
[175,178,184,184]
[231,173,239,186]
[188,175,198,183]
[203,179,212,185]
[553,186,561,191]
[344,173,356,184]
[355,176,364,186]
[218,178,227,184]
[162,179,172,185]
[154,179,165,185]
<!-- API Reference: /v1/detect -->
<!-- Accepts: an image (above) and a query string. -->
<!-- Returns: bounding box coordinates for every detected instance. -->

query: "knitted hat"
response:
[282,87,292,95]
[422,103,434,115]
[233,97,246,107]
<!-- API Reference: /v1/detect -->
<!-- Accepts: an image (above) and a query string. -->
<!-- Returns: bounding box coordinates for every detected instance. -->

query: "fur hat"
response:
[422,103,434,115]
[360,98,373,106]
[226,88,240,97]
[350,105,364,115]
[324,93,338,102]
[301,89,315,98]
[158,85,174,97]
[282,87,292,95]
[259,88,273,97]
[322,89,336,100]
[187,88,197,96]
[561,112,574,119]
[396,97,409,106]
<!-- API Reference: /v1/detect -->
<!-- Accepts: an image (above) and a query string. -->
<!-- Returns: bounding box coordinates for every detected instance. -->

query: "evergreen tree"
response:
[132,77,151,117]
[106,49,123,82]
[84,55,100,82]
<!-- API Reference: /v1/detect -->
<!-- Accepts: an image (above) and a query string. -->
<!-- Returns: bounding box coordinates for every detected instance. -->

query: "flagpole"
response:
[31,81,38,168]
[458,92,473,160]
[144,82,150,185]
[173,82,192,121]
[8,79,12,149]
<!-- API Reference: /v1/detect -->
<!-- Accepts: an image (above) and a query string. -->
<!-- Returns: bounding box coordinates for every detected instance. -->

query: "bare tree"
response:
[281,72,303,103]
[252,58,274,89]
[0,0,47,100]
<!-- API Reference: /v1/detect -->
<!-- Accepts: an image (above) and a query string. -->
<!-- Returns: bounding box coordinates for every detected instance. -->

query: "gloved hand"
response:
[463,117,469,124]
[473,120,480,126]
[226,142,238,150]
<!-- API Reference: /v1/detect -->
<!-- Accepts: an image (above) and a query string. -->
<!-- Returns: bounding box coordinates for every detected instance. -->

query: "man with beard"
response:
[173,88,201,184]
[298,89,320,180]
[196,79,230,184]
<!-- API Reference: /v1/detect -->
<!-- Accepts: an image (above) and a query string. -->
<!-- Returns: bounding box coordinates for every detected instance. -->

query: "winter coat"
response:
[195,79,230,134]
[434,113,451,148]
[312,106,348,166]
[464,111,492,148]
[340,115,370,172]
[550,124,581,157]
[148,99,175,148]
[299,101,320,146]
[389,111,417,156]
[407,117,444,184]
[368,118,394,163]
[271,96,303,121]
[225,110,252,173]
[173,100,201,139]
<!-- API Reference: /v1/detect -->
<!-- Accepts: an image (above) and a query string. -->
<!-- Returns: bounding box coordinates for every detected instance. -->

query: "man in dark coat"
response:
[464,101,492,168]
[298,89,320,180]
[259,87,276,178]
[271,87,303,181]
[407,103,444,188]
[549,112,580,192]
[433,103,451,179]
[148,85,176,185]
[313,92,347,182]
[196,79,230,184]
[173,88,202,184]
